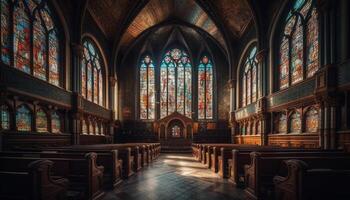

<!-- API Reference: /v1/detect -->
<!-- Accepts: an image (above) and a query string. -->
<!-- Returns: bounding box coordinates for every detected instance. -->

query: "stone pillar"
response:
[256,49,268,97]
[228,79,236,143]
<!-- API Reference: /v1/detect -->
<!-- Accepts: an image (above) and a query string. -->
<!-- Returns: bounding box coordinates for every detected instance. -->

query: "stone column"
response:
[256,49,268,97]
[228,79,236,143]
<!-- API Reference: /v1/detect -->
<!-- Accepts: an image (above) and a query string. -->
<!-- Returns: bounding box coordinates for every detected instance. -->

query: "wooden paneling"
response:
[339,131,350,152]
[234,135,261,145]
[1,133,71,150]
[268,134,320,148]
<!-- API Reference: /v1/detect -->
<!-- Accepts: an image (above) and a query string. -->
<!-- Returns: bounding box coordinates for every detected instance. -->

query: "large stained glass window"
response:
[278,0,319,89]
[16,105,31,131]
[241,46,258,107]
[51,112,61,133]
[289,111,301,133]
[0,105,10,130]
[305,107,318,133]
[36,109,48,133]
[139,55,155,120]
[198,56,213,119]
[160,48,192,118]
[0,0,60,85]
[81,39,104,106]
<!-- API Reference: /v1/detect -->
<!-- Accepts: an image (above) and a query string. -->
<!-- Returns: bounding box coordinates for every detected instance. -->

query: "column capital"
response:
[71,43,84,58]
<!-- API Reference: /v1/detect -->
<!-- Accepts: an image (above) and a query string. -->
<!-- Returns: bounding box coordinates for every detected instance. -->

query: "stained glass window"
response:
[277,113,287,133]
[160,48,192,118]
[1,0,11,65]
[198,56,213,119]
[0,0,60,85]
[0,105,10,130]
[36,109,48,133]
[51,112,61,133]
[81,39,104,106]
[242,46,258,107]
[289,111,301,133]
[279,0,319,89]
[16,105,31,131]
[305,108,318,133]
[139,55,155,120]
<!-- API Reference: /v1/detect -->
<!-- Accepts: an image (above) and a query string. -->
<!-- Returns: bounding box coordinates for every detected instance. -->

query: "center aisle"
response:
[104,153,246,200]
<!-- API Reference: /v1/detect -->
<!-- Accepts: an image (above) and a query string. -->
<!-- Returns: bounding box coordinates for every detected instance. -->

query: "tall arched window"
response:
[16,105,31,131]
[160,48,192,118]
[0,0,60,86]
[198,55,213,119]
[51,111,61,133]
[0,105,10,130]
[278,0,319,90]
[36,109,48,133]
[81,39,104,106]
[139,55,155,120]
[242,46,258,107]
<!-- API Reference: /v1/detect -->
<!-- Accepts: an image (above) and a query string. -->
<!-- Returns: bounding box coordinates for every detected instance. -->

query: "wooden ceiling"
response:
[87,0,253,50]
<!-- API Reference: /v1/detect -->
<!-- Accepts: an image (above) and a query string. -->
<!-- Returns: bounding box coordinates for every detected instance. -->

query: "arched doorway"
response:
[168,119,184,138]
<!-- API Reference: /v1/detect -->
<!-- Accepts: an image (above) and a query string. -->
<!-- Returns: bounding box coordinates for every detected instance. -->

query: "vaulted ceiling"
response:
[87,0,253,52]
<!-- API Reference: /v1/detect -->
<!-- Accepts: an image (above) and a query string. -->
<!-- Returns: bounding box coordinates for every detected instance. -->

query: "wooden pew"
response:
[0,152,105,200]
[273,159,350,200]
[0,150,122,189]
[244,151,350,200]
[0,159,69,200]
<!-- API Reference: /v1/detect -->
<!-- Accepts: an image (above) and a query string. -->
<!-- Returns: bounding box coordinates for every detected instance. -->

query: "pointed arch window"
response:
[241,46,258,107]
[160,48,192,118]
[16,105,31,131]
[1,105,10,130]
[198,55,213,119]
[289,111,301,133]
[278,0,319,90]
[51,111,61,133]
[81,39,104,106]
[36,108,48,133]
[139,55,155,120]
[276,113,287,133]
[0,0,60,86]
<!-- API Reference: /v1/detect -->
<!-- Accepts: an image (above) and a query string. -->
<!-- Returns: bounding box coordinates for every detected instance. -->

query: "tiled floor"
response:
[103,154,247,200]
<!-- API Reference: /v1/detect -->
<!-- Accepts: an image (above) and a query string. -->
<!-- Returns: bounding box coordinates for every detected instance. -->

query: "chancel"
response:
[0,0,349,199]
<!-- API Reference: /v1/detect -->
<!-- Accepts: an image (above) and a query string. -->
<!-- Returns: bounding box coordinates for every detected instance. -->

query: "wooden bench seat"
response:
[244,151,350,200]
[0,153,104,200]
[0,159,69,200]
[273,159,350,200]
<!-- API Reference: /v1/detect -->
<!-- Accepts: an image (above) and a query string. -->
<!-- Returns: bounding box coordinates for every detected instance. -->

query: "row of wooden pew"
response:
[0,143,161,200]
[192,143,350,200]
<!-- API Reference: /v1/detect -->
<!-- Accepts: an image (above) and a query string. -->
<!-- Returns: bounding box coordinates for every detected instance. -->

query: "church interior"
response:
[0,0,350,199]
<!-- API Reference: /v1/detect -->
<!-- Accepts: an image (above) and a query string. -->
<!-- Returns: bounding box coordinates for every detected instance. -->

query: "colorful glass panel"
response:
[51,112,61,133]
[16,105,31,131]
[36,109,48,132]
[290,112,301,133]
[305,108,318,133]
[291,18,303,84]
[82,40,104,106]
[279,37,289,89]
[306,8,319,77]
[279,0,318,90]
[1,0,11,65]
[139,56,155,120]
[49,30,59,85]
[198,56,213,119]
[160,49,192,118]
[33,13,47,80]
[93,67,98,103]
[242,76,246,106]
[14,1,31,73]
[242,46,258,106]
[1,105,10,130]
